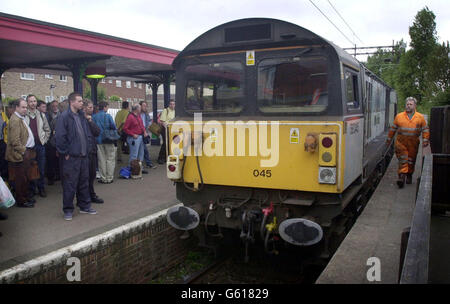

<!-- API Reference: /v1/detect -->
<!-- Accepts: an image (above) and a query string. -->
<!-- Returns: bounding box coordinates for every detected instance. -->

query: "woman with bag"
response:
[92,102,118,184]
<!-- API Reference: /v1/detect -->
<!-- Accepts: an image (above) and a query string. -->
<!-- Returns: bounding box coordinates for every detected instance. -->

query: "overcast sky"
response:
[1,0,449,58]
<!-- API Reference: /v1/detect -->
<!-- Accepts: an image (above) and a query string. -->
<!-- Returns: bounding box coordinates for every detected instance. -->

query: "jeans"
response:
[143,144,153,166]
[127,135,144,166]
[158,126,166,162]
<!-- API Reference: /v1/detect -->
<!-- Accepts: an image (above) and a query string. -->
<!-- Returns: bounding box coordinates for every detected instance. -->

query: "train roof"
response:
[173,18,360,69]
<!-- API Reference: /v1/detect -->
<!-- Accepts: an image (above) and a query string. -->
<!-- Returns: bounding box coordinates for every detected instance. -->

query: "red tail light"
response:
[168,165,176,172]
[322,137,333,148]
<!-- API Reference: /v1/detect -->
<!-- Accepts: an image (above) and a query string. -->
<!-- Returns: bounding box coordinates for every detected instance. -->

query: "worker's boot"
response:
[406,173,413,184]
[397,173,406,188]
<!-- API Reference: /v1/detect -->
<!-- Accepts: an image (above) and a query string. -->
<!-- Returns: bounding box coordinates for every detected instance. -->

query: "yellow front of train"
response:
[167,120,344,193]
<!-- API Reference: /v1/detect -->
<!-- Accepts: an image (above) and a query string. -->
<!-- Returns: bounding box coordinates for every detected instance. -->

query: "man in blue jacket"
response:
[56,92,96,221]
[92,101,117,183]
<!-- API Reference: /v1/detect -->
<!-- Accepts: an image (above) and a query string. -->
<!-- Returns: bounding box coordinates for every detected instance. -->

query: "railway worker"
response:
[386,97,429,188]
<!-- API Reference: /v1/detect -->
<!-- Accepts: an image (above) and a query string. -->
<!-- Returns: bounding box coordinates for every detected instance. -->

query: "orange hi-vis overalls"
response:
[387,111,430,175]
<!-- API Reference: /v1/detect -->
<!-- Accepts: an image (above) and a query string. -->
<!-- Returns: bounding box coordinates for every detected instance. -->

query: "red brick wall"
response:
[7,215,194,284]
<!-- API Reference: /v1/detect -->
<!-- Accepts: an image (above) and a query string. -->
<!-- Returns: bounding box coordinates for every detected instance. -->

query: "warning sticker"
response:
[210,128,217,143]
[246,51,255,66]
[290,128,299,144]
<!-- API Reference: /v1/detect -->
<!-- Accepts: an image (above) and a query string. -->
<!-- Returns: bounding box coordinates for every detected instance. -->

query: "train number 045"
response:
[253,169,272,178]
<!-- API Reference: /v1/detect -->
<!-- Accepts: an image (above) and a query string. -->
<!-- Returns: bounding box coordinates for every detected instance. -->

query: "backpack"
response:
[119,167,131,179]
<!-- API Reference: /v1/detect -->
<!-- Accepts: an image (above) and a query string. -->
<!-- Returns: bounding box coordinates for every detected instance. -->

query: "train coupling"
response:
[240,210,262,243]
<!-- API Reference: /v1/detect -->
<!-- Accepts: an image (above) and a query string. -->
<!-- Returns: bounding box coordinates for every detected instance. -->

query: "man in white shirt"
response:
[25,95,50,197]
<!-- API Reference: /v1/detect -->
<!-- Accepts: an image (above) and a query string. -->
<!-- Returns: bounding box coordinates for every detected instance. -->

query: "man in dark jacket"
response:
[83,99,103,204]
[55,92,96,221]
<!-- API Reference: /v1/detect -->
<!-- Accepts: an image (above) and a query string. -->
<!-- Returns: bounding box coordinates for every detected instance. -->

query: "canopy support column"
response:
[150,81,161,145]
[87,78,100,105]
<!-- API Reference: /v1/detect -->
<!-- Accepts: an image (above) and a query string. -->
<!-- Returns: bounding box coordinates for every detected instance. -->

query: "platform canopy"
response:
[0,12,179,95]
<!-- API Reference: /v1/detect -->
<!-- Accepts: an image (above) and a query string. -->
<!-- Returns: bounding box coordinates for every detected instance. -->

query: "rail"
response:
[399,153,433,284]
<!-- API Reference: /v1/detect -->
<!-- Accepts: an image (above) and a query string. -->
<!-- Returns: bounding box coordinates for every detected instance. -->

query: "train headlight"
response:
[318,167,336,184]
[322,152,332,162]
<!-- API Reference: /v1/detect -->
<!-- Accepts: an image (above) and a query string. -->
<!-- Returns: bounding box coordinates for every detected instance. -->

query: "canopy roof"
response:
[0,12,179,81]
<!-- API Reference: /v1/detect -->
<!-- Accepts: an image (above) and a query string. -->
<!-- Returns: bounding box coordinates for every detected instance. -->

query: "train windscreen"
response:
[257,56,328,113]
[184,62,244,113]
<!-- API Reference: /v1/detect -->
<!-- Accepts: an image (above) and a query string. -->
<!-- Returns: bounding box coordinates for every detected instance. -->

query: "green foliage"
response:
[1,96,15,106]
[109,95,121,102]
[366,40,406,88]
[367,7,449,116]
[83,86,106,102]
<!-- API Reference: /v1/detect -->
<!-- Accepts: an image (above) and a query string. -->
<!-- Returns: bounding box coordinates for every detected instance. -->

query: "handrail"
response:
[399,153,433,284]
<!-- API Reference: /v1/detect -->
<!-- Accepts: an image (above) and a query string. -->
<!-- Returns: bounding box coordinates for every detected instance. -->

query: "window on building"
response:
[126,81,131,88]
[20,73,35,80]
[134,98,137,102]
[116,80,122,87]
[45,96,52,103]
[134,82,137,88]
[108,80,113,84]
[21,95,27,99]
[126,98,131,102]
[60,96,67,102]
[60,75,67,82]
[101,79,106,83]
[138,83,142,89]
[45,74,53,79]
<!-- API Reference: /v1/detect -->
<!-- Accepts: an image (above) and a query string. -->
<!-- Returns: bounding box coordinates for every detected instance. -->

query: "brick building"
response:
[1,69,175,109]
[1,70,74,103]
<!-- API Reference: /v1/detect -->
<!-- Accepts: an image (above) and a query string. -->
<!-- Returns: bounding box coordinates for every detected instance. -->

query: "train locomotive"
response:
[165,18,396,260]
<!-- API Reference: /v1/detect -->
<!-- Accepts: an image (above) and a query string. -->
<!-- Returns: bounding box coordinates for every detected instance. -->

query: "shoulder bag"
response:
[102,113,120,144]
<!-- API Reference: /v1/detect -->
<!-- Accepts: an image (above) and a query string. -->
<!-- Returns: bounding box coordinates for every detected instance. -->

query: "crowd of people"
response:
[0,92,175,232]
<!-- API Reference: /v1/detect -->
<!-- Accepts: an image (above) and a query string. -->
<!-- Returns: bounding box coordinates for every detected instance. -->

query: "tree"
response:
[366,40,406,88]
[109,95,121,102]
[396,7,450,106]
[83,86,106,102]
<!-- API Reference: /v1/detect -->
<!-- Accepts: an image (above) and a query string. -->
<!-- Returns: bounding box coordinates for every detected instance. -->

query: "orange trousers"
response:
[395,135,420,175]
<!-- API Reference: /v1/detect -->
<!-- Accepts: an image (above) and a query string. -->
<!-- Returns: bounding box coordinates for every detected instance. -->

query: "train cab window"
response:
[345,71,360,110]
[184,62,244,113]
[257,56,328,114]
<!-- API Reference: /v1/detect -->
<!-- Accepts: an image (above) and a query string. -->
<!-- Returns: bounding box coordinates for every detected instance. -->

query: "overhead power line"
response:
[308,0,354,46]
[327,0,364,44]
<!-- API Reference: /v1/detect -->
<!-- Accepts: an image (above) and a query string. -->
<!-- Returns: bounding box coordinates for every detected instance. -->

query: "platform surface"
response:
[0,145,178,272]
[316,146,429,284]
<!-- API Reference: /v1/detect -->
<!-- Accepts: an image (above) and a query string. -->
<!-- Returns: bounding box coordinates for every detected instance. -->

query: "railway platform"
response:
[0,145,178,272]
[317,144,450,284]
